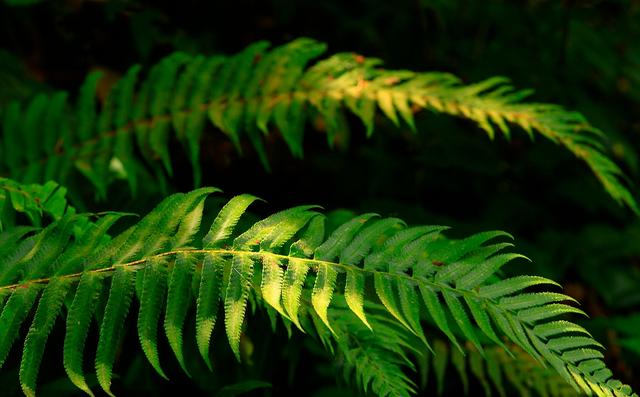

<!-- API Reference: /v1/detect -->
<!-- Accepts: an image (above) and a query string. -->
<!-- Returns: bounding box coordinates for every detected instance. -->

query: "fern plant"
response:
[0,184,635,396]
[1,2,640,395]
[0,38,635,212]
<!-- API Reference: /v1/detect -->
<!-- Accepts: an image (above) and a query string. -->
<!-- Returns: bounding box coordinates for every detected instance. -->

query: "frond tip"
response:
[0,188,636,396]
[1,38,635,212]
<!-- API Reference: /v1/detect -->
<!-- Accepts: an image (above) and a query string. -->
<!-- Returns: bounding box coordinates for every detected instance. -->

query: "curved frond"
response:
[0,189,635,396]
[1,38,634,211]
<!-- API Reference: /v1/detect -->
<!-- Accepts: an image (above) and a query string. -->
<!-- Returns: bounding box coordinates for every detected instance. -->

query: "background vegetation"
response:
[1,0,639,396]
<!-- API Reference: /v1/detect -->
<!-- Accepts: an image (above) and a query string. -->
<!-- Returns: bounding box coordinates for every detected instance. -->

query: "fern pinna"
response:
[0,185,635,397]
[0,38,636,212]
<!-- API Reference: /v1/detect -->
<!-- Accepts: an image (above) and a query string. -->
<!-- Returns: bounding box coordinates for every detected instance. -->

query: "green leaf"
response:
[95,267,135,397]
[289,215,325,258]
[55,212,128,276]
[479,276,561,300]
[441,290,483,354]
[260,209,319,251]
[316,213,378,261]
[64,272,102,397]
[281,258,310,330]
[76,72,102,141]
[344,269,370,329]
[464,295,507,350]
[195,253,224,370]
[396,281,429,347]
[170,187,219,249]
[0,284,39,370]
[19,278,71,397]
[224,255,253,361]
[374,273,414,333]
[518,303,586,324]
[345,218,403,267]
[148,53,190,175]
[260,255,286,317]
[499,292,576,311]
[113,65,142,195]
[137,258,169,379]
[420,286,461,352]
[377,90,399,127]
[311,262,338,333]
[534,321,592,339]
[203,194,260,248]
[164,254,195,375]
[456,253,528,290]
[547,336,603,353]
[233,206,317,250]
[183,56,224,186]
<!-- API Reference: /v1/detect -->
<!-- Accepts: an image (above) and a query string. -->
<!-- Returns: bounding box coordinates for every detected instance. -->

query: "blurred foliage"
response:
[0,0,639,395]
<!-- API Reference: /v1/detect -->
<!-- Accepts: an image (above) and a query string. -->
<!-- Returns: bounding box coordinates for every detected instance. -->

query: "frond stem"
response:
[0,248,477,305]
[2,86,561,176]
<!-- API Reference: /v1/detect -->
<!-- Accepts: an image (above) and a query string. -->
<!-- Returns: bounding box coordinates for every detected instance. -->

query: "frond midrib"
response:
[0,247,487,303]
[1,83,591,178]
[0,246,561,367]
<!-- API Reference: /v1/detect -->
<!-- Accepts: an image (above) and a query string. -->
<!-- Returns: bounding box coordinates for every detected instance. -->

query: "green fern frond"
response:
[1,38,635,211]
[0,188,635,396]
[302,296,420,397]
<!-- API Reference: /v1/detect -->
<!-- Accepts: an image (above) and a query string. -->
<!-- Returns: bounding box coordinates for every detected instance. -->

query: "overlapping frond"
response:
[0,188,635,396]
[308,299,578,397]
[308,299,418,397]
[1,38,635,211]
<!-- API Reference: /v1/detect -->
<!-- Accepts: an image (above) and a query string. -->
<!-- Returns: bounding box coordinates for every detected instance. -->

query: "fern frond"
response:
[329,303,417,397]
[1,38,635,211]
[0,189,635,396]
[303,297,418,397]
